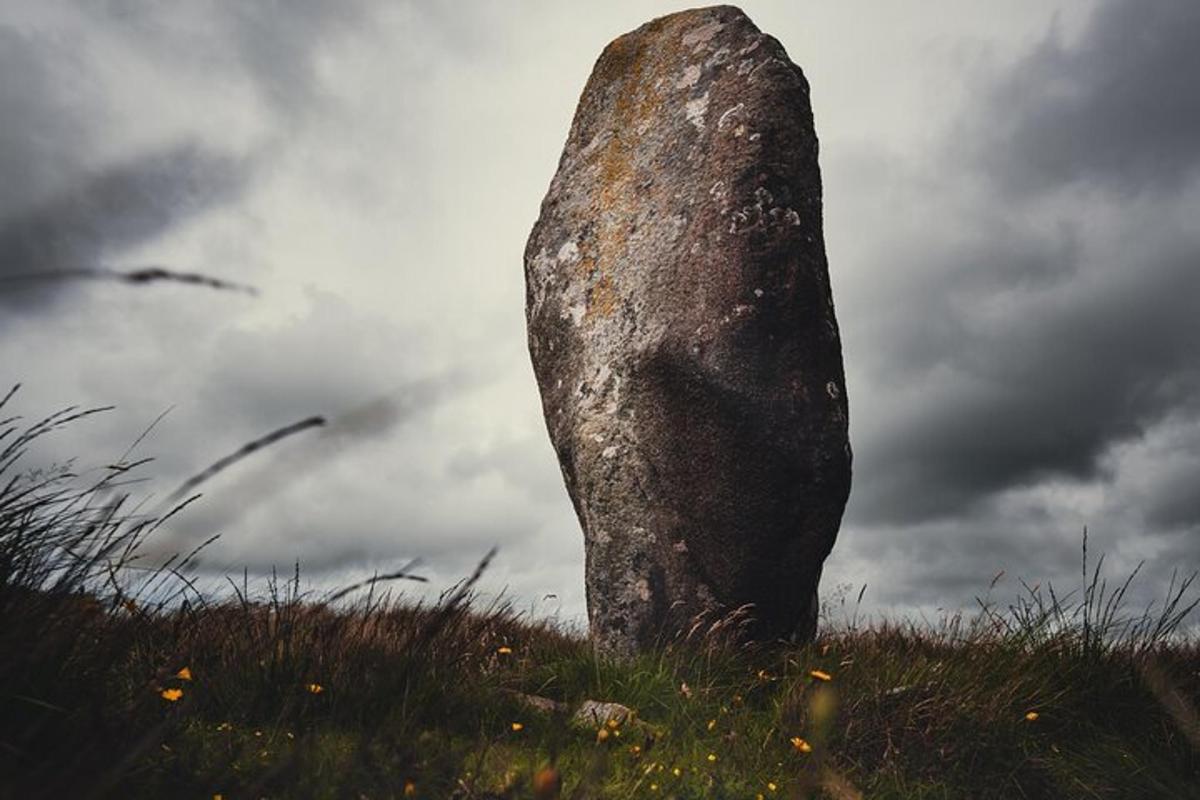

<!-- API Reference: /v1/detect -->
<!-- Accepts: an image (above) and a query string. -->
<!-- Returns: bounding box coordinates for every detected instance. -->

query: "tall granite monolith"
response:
[524,5,851,657]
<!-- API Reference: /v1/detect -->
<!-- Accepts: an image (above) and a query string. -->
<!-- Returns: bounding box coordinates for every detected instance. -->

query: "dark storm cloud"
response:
[854,236,1200,523]
[845,0,1200,527]
[0,144,250,308]
[0,17,252,314]
[973,0,1200,195]
[1,0,380,314]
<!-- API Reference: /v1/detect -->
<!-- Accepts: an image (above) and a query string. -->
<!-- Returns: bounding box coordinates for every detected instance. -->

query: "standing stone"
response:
[524,5,851,657]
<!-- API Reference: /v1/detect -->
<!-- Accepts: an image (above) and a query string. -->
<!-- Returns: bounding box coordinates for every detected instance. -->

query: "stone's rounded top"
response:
[530,0,821,366]
[623,5,754,30]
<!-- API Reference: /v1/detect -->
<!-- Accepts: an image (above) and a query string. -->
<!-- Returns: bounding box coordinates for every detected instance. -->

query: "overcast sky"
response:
[3,0,1197,628]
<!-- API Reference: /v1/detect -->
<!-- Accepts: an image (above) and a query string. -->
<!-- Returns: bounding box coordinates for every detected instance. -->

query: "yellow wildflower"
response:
[596,728,610,742]
[216,722,232,731]
[768,781,778,791]
[810,669,832,682]
[672,767,682,777]
[306,683,324,694]
[629,744,642,756]
[160,688,183,702]
[511,722,524,732]
[790,737,812,753]
[706,718,717,731]
[707,753,717,762]
[607,717,620,729]
[175,666,193,681]
[650,784,659,791]
[403,780,416,796]
[1025,711,1039,721]
[497,646,513,655]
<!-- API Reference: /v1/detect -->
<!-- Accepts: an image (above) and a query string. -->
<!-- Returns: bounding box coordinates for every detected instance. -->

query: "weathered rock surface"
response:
[524,5,851,657]
[570,700,636,730]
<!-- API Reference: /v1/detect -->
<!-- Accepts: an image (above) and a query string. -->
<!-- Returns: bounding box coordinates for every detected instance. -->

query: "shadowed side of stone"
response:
[525,5,851,658]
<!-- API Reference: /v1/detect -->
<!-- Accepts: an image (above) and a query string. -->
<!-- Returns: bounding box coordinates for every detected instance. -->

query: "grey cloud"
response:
[0,20,256,314]
[1133,418,1200,530]
[220,1,368,117]
[844,0,1200,527]
[447,435,566,504]
[1,0,383,315]
[972,0,1200,196]
[852,237,1200,524]
[165,383,452,543]
[194,294,447,430]
[76,0,372,120]
[0,25,97,214]
[126,293,492,567]
[0,143,250,309]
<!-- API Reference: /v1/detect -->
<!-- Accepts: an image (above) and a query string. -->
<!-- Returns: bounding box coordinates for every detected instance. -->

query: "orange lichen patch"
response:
[575,255,597,280]
[591,35,640,89]
[586,274,619,321]
[590,32,676,304]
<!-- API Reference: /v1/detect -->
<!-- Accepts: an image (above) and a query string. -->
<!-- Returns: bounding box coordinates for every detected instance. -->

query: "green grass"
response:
[2,392,1198,799]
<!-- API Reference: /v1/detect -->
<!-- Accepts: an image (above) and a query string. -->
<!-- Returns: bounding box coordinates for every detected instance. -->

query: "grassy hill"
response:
[3,399,1198,799]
